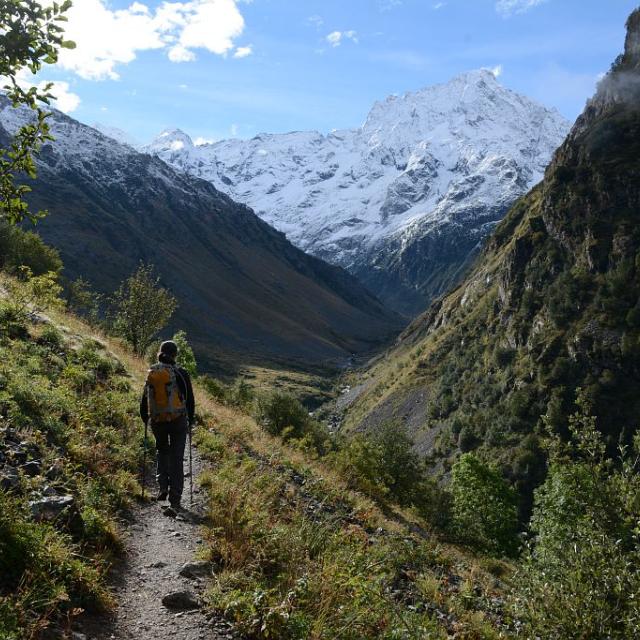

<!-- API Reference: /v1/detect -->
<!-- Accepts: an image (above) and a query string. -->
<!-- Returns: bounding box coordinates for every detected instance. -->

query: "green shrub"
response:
[457,424,479,452]
[200,374,229,403]
[3,267,65,320]
[512,397,640,639]
[335,422,447,522]
[232,378,255,410]
[257,391,330,455]
[259,392,311,438]
[0,302,28,339]
[449,453,519,556]
[66,277,103,326]
[172,330,197,376]
[38,324,64,349]
[0,222,62,275]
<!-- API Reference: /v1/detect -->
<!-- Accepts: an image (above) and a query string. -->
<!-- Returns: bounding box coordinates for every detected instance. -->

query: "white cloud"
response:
[233,45,253,58]
[56,0,247,80]
[496,0,548,17]
[9,70,81,113]
[168,45,196,63]
[194,136,215,145]
[48,81,81,113]
[230,123,238,136]
[326,30,358,48]
[172,0,245,60]
[433,2,446,9]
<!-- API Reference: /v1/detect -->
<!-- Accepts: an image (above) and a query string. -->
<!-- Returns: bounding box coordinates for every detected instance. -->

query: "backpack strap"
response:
[173,366,190,422]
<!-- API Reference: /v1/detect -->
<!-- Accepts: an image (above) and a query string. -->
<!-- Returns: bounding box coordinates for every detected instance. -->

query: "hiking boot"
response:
[169,500,181,511]
[156,491,168,502]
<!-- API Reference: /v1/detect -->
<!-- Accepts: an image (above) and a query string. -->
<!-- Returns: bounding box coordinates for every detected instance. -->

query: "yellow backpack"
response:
[146,363,186,423]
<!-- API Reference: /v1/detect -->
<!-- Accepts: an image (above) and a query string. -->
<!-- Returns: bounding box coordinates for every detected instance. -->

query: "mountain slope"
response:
[342,11,640,498]
[146,72,569,314]
[0,101,402,372]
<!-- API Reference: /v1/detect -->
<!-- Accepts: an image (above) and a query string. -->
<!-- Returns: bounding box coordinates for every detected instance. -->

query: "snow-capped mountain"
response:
[0,97,402,369]
[145,70,570,314]
[92,123,141,149]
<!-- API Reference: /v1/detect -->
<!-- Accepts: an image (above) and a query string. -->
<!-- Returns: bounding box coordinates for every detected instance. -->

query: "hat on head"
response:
[158,340,178,362]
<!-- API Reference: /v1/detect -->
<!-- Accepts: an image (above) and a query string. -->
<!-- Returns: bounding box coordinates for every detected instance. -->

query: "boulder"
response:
[9,447,27,465]
[161,590,201,610]
[45,460,64,480]
[179,561,212,579]
[29,495,75,521]
[21,460,42,477]
[0,467,20,491]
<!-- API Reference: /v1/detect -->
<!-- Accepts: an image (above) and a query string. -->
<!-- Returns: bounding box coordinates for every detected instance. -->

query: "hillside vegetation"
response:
[4,253,640,638]
[0,262,517,639]
[194,387,514,639]
[0,273,142,639]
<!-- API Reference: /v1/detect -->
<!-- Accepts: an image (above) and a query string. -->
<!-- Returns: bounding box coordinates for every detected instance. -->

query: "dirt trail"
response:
[79,437,238,640]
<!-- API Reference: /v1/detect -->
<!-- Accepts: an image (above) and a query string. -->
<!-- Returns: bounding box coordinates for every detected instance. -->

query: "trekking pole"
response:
[142,420,148,500]
[189,420,193,507]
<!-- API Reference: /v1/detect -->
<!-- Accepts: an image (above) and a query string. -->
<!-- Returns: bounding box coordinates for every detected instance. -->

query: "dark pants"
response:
[151,415,188,505]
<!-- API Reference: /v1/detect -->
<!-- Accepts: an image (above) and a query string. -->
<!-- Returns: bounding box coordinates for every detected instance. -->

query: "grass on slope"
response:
[193,389,513,639]
[0,269,513,640]
[0,288,144,639]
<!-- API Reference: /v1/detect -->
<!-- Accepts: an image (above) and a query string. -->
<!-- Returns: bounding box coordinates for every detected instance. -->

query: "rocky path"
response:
[79,439,238,640]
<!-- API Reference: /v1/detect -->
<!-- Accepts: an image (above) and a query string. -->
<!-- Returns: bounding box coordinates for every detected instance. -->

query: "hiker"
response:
[140,340,195,510]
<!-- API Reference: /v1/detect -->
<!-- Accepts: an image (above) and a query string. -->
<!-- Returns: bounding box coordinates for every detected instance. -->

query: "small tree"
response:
[0,222,62,275]
[512,394,640,639]
[4,265,64,317]
[449,453,519,556]
[67,277,103,326]
[111,264,177,355]
[172,330,197,376]
[0,0,75,224]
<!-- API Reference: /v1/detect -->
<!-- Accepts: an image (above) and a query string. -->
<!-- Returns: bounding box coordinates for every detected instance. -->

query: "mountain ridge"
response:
[0,98,403,372]
[145,70,570,314]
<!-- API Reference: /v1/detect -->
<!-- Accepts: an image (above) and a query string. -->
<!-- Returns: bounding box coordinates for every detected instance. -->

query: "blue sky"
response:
[38,0,638,144]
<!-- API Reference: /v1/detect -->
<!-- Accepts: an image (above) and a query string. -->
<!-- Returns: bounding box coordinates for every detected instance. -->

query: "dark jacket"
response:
[140,365,195,424]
